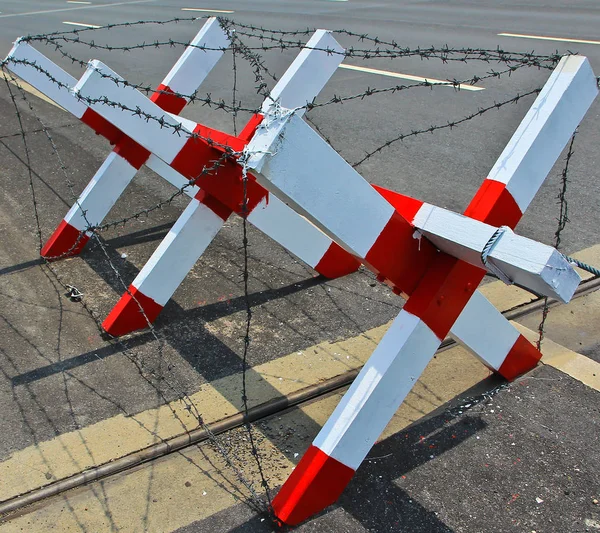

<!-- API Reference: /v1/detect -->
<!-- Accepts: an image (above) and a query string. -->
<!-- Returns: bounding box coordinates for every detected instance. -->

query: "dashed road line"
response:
[498,32,600,46]
[0,0,154,19]
[339,63,485,91]
[62,20,101,28]
[181,8,235,14]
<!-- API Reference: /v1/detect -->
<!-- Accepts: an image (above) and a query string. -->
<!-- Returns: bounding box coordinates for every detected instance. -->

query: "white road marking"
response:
[498,32,600,46]
[0,0,154,18]
[181,8,234,14]
[67,1,92,4]
[339,63,485,91]
[63,20,101,28]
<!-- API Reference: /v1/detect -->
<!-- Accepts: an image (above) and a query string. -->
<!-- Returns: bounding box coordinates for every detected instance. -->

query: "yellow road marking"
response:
[515,323,600,392]
[0,342,490,532]
[339,63,485,91]
[498,32,600,46]
[62,21,100,28]
[1,244,597,504]
[181,8,235,14]
[0,72,66,111]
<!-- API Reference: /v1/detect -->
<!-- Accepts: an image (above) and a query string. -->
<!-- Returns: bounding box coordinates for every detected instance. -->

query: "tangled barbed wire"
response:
[1,15,597,524]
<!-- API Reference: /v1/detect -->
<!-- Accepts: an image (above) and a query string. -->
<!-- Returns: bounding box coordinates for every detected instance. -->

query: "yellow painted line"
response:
[339,63,485,91]
[62,20,100,28]
[0,72,66,111]
[498,32,600,46]
[181,7,235,14]
[515,323,600,392]
[0,244,597,506]
[0,307,487,503]
[0,342,490,532]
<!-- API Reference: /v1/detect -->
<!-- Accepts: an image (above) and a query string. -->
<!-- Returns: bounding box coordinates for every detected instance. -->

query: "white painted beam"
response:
[412,204,580,302]
[487,55,598,213]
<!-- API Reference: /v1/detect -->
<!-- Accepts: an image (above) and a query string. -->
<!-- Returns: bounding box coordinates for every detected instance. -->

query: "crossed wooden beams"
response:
[5,20,598,525]
[5,19,361,336]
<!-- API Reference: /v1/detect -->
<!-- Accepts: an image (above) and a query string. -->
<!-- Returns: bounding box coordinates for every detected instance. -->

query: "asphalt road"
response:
[2,0,600,250]
[0,1,599,531]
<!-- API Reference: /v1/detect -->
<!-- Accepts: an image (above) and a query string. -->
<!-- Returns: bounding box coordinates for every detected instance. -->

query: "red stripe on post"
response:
[41,219,90,260]
[498,334,542,380]
[102,285,163,337]
[171,125,268,216]
[272,445,355,526]
[194,190,233,221]
[113,136,151,170]
[314,242,361,279]
[365,211,437,296]
[464,179,523,229]
[238,113,264,142]
[404,255,485,341]
[80,108,124,146]
[150,84,187,115]
[372,184,424,224]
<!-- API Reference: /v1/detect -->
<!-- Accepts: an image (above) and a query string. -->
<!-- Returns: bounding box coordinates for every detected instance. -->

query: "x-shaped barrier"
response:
[5,21,598,525]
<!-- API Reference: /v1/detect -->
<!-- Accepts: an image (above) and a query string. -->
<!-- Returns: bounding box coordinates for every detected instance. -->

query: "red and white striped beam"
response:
[5,17,229,259]
[374,185,542,381]
[243,54,597,525]
[101,30,357,335]
[71,46,586,340]
[55,30,357,335]
[245,113,580,301]
[6,30,359,336]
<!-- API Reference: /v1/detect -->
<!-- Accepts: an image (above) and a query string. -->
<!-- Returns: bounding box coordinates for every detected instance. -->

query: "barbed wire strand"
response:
[1,17,598,524]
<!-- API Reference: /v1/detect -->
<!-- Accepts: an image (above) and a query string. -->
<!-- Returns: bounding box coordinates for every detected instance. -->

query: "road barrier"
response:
[4,18,598,526]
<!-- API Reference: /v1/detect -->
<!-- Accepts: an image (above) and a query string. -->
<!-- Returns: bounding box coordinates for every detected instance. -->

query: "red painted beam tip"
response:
[41,220,90,260]
[102,286,163,337]
[498,334,542,381]
[314,242,361,279]
[273,445,354,526]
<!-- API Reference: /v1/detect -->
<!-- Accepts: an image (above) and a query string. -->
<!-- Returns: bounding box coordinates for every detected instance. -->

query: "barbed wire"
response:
[1,15,597,525]
[2,66,271,515]
[537,132,578,351]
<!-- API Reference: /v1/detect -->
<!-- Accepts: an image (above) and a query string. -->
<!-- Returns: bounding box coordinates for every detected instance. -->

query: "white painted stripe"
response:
[67,1,92,4]
[181,7,234,14]
[62,20,101,28]
[74,60,191,163]
[0,0,153,19]
[339,63,485,91]
[412,203,580,302]
[247,196,331,268]
[248,113,395,258]
[451,290,520,371]
[4,42,87,118]
[64,151,137,231]
[498,32,600,46]
[132,197,225,305]
[487,55,598,212]
[263,30,346,115]
[161,17,228,97]
[313,309,440,470]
